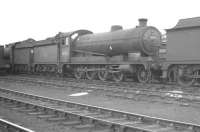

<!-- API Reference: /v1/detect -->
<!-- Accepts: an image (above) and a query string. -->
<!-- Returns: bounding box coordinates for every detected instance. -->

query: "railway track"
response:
[5,74,200,93]
[0,74,174,89]
[0,87,199,132]
[0,118,34,132]
[1,75,200,107]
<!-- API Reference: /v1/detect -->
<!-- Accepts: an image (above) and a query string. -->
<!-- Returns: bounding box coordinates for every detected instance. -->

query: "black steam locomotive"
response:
[3,17,200,87]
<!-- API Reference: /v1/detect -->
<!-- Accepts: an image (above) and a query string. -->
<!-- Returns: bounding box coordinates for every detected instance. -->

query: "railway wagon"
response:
[7,19,162,83]
[0,46,10,74]
[33,37,58,73]
[162,17,200,87]
[5,39,35,73]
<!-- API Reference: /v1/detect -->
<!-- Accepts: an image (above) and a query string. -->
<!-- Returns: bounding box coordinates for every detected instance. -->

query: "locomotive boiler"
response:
[74,19,161,57]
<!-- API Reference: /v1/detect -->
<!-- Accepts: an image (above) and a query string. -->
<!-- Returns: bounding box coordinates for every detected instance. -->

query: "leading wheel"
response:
[137,67,151,83]
[112,71,124,82]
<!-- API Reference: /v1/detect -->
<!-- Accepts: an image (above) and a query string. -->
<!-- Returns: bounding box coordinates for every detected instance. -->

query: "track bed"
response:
[0,87,200,132]
[0,75,200,125]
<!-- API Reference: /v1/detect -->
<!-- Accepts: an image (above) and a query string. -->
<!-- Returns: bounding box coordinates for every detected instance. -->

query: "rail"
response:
[0,118,35,132]
[0,87,200,132]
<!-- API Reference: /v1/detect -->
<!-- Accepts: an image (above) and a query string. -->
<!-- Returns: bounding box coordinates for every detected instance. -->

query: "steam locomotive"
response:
[2,17,200,87]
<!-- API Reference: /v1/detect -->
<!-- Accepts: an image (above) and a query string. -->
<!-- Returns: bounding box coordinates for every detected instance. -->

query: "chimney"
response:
[138,18,147,27]
[110,25,123,32]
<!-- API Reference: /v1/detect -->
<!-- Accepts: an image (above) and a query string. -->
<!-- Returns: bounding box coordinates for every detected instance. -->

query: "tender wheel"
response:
[137,67,151,83]
[98,70,108,81]
[86,69,97,80]
[112,71,124,82]
[74,67,84,79]
[167,67,177,83]
[177,68,196,87]
[39,65,43,73]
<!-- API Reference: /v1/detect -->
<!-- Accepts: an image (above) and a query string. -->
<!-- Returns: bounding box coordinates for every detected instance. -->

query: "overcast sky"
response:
[0,0,199,44]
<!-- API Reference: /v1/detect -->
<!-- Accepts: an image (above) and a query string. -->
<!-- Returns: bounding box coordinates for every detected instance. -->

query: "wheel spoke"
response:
[74,67,84,79]
[137,67,151,83]
[177,67,196,87]
[86,71,96,80]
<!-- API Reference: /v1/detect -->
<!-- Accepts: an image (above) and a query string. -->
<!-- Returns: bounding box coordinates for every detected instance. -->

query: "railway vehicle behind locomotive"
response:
[162,17,200,87]
[0,45,10,74]
[4,39,35,73]
[6,18,162,83]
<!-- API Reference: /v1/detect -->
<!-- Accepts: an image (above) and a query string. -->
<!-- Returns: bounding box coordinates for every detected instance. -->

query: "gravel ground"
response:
[0,79,200,125]
[0,102,111,132]
[0,103,75,132]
